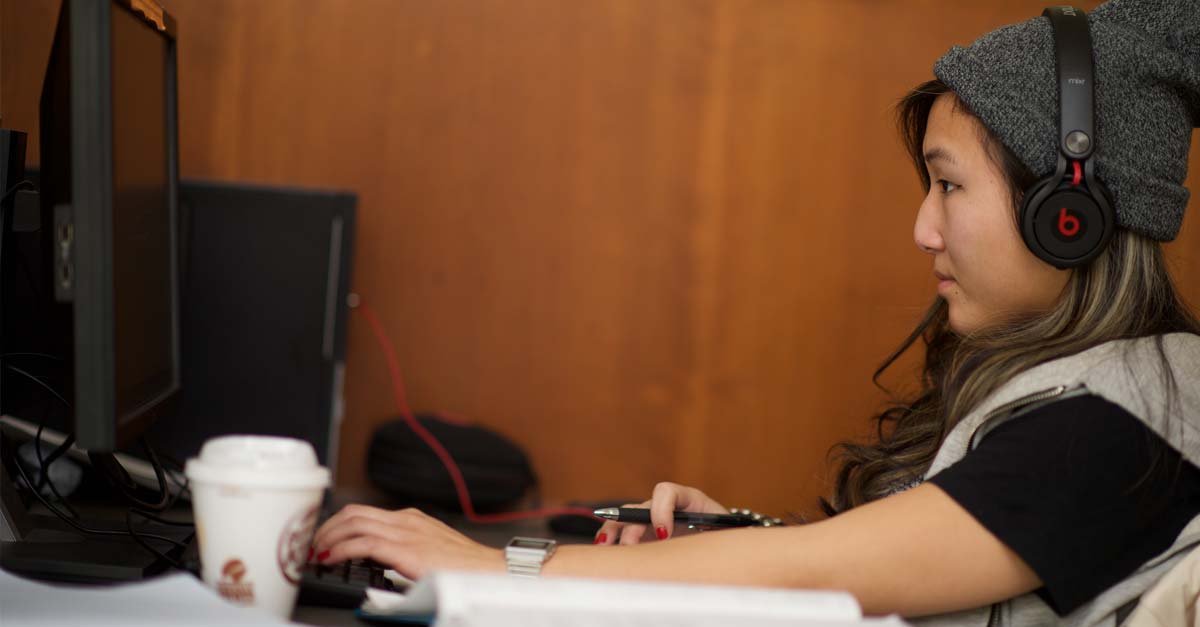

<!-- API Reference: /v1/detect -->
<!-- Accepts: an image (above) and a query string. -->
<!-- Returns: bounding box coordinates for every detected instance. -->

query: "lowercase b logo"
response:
[1058,207,1081,238]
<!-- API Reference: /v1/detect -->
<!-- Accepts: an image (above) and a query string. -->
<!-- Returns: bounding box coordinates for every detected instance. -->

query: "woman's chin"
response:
[945,305,981,336]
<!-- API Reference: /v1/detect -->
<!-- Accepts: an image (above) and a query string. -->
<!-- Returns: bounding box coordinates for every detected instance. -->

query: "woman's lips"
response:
[934,271,955,292]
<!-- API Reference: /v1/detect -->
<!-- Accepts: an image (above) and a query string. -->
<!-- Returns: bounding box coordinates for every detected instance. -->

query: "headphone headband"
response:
[1042,6,1096,159]
[1018,5,1115,269]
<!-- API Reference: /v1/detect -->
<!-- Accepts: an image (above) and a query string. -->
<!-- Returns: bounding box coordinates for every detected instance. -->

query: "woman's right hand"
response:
[594,481,729,545]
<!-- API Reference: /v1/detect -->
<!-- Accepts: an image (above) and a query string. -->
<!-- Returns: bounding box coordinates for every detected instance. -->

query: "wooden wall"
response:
[4,0,1199,516]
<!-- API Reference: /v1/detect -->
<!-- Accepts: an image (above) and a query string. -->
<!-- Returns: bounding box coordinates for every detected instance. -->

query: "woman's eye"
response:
[937,179,960,194]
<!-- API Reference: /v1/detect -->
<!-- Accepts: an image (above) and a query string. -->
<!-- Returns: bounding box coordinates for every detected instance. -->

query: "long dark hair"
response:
[820,79,1200,515]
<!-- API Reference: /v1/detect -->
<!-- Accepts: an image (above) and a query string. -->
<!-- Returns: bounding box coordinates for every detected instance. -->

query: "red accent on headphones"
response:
[1058,207,1081,237]
[1071,160,1082,186]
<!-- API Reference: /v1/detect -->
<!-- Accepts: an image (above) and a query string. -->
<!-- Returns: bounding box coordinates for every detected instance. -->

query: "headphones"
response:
[1018,6,1116,269]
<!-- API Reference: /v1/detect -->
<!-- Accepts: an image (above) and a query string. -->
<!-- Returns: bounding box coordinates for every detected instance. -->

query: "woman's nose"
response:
[913,194,945,254]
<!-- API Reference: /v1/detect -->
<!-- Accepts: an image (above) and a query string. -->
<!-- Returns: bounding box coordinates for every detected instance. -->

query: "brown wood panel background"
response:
[4,0,1198,516]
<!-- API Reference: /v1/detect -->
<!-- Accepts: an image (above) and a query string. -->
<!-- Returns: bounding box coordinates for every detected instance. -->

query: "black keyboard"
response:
[297,559,405,609]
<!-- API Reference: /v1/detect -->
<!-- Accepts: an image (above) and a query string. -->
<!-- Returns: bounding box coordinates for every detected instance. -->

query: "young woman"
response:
[313,2,1200,623]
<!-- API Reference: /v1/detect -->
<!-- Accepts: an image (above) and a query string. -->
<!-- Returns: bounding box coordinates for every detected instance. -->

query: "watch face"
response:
[510,538,552,550]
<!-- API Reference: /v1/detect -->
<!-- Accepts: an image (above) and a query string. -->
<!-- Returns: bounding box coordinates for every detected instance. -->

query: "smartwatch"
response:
[504,537,557,577]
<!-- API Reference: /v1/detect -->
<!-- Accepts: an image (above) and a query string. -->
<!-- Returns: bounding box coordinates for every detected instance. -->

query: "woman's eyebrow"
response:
[923,147,958,168]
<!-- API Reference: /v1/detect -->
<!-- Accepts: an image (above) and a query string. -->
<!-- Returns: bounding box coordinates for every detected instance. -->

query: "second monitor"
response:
[147,180,356,473]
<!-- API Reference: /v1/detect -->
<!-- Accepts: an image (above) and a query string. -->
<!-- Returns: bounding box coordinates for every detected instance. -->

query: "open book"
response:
[360,570,911,626]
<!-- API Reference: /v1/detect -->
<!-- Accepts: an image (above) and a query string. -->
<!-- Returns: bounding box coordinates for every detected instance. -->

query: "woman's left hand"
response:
[310,504,504,579]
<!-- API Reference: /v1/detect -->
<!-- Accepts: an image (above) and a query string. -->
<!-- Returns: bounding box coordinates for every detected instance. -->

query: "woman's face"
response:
[913,94,1070,335]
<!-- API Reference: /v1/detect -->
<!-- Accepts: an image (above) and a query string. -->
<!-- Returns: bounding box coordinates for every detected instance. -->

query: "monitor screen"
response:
[110,3,175,423]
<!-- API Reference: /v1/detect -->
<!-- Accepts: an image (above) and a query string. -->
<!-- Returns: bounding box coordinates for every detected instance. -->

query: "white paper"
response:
[451,607,912,627]
[0,567,295,626]
[360,570,912,626]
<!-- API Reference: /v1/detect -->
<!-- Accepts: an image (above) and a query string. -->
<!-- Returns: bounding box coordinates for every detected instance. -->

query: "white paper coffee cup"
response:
[186,435,330,620]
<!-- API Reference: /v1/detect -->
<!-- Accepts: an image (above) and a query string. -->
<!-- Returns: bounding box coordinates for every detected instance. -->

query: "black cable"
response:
[38,432,75,479]
[154,444,192,509]
[10,449,187,552]
[3,363,70,407]
[3,359,192,573]
[0,180,33,205]
[1,352,63,361]
[3,363,78,512]
[164,475,190,510]
[138,437,173,512]
[124,440,193,572]
[92,437,173,512]
[34,410,50,489]
[129,507,193,528]
[8,374,177,515]
[126,510,187,571]
[33,413,79,519]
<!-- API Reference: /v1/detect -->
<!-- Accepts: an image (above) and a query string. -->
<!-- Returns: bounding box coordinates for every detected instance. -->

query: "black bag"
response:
[366,414,537,511]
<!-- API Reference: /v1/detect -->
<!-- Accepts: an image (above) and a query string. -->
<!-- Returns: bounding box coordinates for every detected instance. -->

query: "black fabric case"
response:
[366,414,537,511]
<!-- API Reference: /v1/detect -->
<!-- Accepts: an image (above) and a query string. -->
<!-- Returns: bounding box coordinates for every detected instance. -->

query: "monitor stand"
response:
[0,427,194,583]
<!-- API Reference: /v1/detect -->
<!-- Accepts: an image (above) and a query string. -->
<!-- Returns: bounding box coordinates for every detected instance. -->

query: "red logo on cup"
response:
[1058,207,1081,237]
[217,558,255,603]
[278,506,320,585]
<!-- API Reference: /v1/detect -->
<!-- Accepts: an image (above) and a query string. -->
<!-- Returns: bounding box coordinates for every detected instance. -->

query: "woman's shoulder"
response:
[1008,332,1200,387]
[1071,332,1200,380]
[1041,332,1200,463]
[936,332,1200,472]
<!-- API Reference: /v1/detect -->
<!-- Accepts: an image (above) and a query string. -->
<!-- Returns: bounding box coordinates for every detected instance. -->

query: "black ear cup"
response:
[1020,172,1115,269]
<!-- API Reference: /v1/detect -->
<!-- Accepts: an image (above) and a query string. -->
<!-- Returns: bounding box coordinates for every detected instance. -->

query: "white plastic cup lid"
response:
[185,435,330,490]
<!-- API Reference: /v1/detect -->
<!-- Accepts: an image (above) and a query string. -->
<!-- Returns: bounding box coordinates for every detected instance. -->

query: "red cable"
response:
[1071,160,1082,186]
[357,299,597,524]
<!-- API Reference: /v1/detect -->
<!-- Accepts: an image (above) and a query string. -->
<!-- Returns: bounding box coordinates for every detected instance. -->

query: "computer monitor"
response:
[148,180,356,472]
[0,0,186,582]
[35,0,181,451]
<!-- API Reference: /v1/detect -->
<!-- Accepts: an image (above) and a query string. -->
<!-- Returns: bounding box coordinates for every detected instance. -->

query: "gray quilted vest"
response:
[912,333,1200,627]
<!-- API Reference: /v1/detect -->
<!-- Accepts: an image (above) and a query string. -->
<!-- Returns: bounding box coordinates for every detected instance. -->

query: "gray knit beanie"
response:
[933,0,1200,242]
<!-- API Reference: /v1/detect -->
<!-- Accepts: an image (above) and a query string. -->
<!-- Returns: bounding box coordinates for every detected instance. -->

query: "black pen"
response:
[592,507,781,529]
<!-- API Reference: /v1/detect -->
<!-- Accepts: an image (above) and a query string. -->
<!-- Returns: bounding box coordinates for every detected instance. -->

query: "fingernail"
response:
[317,550,331,563]
[655,526,668,540]
[307,547,314,562]
[593,533,607,545]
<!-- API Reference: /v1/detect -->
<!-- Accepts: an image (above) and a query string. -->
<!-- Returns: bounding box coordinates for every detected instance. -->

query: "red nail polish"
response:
[593,533,607,544]
[307,547,314,562]
[655,526,668,540]
[317,550,331,562]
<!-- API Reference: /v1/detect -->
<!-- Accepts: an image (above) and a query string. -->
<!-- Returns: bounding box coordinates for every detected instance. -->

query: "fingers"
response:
[665,482,726,514]
[618,522,648,545]
[650,482,683,540]
[306,504,506,581]
[593,486,695,545]
[320,534,411,577]
[314,514,404,555]
[314,505,442,557]
[592,483,726,545]
[313,504,393,549]
[593,521,618,545]
[593,501,649,546]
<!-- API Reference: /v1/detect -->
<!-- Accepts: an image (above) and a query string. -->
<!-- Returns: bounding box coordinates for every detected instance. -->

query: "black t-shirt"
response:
[928,394,1200,615]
